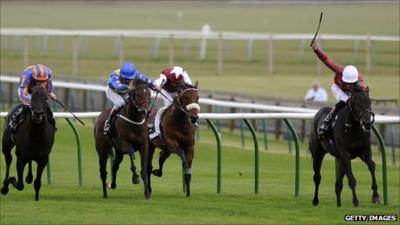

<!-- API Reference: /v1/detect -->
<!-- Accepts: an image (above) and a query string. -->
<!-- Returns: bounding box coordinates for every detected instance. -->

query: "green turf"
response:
[0,120,399,224]
[1,2,399,101]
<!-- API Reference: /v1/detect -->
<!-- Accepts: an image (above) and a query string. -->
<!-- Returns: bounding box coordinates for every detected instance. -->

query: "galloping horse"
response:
[94,79,151,199]
[1,86,56,201]
[309,86,378,207]
[149,82,200,197]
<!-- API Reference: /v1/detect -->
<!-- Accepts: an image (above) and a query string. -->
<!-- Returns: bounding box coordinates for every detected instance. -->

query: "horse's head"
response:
[348,86,374,132]
[128,78,151,113]
[30,86,49,123]
[176,81,200,124]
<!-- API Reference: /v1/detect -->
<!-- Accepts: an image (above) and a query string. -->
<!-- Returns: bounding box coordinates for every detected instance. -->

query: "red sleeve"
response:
[313,47,344,74]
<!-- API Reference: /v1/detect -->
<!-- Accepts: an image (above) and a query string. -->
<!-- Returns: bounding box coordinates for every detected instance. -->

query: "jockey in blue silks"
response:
[104,63,156,136]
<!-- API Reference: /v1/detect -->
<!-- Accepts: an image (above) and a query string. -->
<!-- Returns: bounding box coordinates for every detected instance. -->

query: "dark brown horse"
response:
[1,86,56,201]
[94,79,151,199]
[149,82,200,197]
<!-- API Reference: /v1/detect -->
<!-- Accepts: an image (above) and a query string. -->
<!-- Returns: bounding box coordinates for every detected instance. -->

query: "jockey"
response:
[9,64,56,132]
[311,42,367,137]
[149,66,193,140]
[104,63,155,136]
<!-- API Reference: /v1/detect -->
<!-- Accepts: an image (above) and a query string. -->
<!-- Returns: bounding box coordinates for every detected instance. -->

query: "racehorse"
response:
[1,86,56,201]
[94,78,151,199]
[309,86,379,207]
[149,82,200,197]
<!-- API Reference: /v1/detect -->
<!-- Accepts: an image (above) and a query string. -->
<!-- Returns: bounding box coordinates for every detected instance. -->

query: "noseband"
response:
[119,85,149,126]
[176,88,200,116]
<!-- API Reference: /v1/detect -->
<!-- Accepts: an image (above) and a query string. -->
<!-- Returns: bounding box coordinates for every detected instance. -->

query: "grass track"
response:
[0,120,398,224]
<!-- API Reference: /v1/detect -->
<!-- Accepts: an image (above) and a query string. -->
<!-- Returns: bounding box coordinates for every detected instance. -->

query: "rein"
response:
[117,85,149,126]
[347,96,375,124]
[158,88,198,117]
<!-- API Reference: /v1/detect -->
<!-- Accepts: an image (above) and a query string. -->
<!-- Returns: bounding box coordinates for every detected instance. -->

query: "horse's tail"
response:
[308,107,331,157]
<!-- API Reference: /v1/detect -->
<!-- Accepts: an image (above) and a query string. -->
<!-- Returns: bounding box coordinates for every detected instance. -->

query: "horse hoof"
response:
[312,198,319,206]
[132,176,140,184]
[1,186,9,195]
[372,197,380,204]
[106,182,112,189]
[152,169,162,177]
[8,177,16,183]
[25,175,33,184]
[145,196,151,200]
[110,182,116,189]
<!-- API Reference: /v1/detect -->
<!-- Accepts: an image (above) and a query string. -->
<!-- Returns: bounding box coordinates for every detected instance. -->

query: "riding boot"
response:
[318,100,346,138]
[104,108,118,137]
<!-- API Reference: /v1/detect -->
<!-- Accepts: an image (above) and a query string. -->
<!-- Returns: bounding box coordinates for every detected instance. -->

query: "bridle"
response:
[175,88,200,117]
[117,85,149,126]
[347,95,375,125]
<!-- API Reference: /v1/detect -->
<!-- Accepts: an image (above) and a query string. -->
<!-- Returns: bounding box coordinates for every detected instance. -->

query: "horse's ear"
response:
[194,81,199,88]
[128,80,136,91]
[365,86,370,96]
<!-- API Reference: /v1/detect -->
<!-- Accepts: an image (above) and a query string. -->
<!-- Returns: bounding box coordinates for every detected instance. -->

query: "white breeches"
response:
[106,88,127,110]
[331,83,350,102]
[150,90,176,138]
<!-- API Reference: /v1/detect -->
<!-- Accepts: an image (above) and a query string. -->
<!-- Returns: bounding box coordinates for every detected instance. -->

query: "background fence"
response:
[1,28,399,76]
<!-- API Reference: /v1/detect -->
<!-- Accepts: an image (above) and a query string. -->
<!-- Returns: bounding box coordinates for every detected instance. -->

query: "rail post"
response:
[65,118,83,186]
[371,124,388,205]
[262,119,268,150]
[243,119,259,194]
[206,119,222,193]
[283,119,300,197]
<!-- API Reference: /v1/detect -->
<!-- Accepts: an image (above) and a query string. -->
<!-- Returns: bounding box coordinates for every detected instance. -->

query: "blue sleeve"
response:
[108,72,128,91]
[135,71,155,90]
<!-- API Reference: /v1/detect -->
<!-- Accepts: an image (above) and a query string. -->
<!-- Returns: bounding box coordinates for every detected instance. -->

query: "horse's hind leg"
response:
[138,145,151,199]
[33,158,47,201]
[360,151,380,204]
[25,161,33,184]
[110,152,123,189]
[128,152,140,184]
[152,150,170,177]
[311,149,326,206]
[1,134,14,195]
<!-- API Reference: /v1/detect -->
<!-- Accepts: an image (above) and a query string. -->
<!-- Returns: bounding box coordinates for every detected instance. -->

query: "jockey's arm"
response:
[135,71,156,91]
[108,73,128,93]
[46,77,57,99]
[18,75,32,104]
[312,46,344,74]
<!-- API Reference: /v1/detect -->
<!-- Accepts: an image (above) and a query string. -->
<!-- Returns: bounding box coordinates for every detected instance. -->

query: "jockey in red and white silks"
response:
[311,42,368,137]
[150,66,193,140]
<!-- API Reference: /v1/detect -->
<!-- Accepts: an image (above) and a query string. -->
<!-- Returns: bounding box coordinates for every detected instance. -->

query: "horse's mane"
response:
[177,83,196,92]
[132,78,148,87]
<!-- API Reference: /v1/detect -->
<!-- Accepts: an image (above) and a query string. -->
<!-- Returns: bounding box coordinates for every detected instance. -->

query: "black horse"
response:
[309,86,378,207]
[1,86,56,201]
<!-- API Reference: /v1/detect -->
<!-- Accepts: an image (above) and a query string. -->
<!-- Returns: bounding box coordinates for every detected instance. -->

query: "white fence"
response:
[1,28,398,76]
[1,74,399,122]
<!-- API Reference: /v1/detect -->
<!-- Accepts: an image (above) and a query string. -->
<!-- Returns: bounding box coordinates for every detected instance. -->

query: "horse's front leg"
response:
[183,146,194,197]
[341,152,359,207]
[10,156,27,191]
[360,151,380,204]
[335,159,346,207]
[34,157,48,201]
[1,136,14,195]
[176,147,191,197]
[25,161,33,184]
[138,143,151,199]
[110,152,123,189]
[128,152,140,184]
[152,150,171,177]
